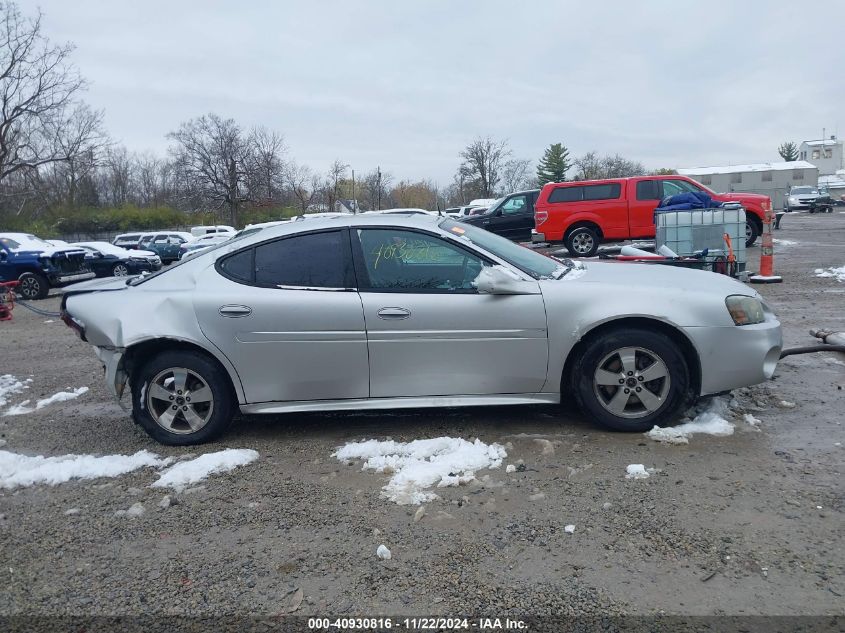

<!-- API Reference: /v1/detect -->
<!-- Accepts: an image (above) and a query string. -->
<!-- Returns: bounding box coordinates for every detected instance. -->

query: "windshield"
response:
[791,187,818,195]
[0,234,54,252]
[439,219,570,280]
[481,196,506,215]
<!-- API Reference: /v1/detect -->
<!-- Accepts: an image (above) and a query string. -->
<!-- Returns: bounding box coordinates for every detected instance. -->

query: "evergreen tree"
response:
[778,141,798,162]
[536,143,571,185]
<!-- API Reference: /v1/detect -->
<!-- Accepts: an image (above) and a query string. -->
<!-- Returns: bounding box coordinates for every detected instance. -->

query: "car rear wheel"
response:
[17,272,49,300]
[131,350,234,445]
[573,328,690,432]
[111,262,130,276]
[565,226,600,257]
[745,219,760,247]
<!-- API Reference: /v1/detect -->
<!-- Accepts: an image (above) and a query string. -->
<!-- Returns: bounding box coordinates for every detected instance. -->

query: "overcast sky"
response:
[27,0,845,183]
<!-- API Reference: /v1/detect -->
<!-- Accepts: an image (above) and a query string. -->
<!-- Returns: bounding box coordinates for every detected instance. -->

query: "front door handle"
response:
[377,307,411,320]
[219,304,252,318]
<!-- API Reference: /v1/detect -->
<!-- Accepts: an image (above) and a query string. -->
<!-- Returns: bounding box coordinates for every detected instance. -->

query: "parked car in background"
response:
[460,190,540,241]
[179,234,232,260]
[808,189,835,213]
[138,231,195,264]
[444,207,462,218]
[71,242,162,277]
[190,225,236,238]
[784,186,821,212]
[0,233,95,299]
[61,214,781,445]
[112,233,145,249]
[533,175,770,256]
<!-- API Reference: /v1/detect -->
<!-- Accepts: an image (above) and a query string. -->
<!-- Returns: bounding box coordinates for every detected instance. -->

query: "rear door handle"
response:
[219,304,252,318]
[377,307,411,320]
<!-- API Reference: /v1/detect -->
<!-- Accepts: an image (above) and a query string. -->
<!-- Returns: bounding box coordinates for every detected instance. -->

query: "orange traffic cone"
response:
[749,201,782,284]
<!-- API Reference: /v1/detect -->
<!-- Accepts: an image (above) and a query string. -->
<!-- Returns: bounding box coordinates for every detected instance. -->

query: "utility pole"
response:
[377,166,382,210]
[351,169,356,213]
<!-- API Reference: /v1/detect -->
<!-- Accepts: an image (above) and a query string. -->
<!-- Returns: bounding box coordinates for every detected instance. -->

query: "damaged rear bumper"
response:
[95,346,130,410]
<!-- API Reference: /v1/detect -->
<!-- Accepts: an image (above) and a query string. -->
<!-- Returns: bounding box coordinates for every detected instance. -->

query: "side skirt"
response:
[240,393,561,415]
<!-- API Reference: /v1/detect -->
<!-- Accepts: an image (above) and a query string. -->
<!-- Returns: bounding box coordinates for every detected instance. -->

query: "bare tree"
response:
[501,158,532,193]
[459,136,510,198]
[167,113,250,225]
[574,151,646,180]
[0,3,92,183]
[322,159,348,213]
[284,161,319,213]
[359,167,392,211]
[245,126,285,202]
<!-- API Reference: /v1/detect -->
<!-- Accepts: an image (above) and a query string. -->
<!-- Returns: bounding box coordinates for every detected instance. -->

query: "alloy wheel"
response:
[592,346,671,419]
[113,264,129,276]
[20,276,41,299]
[571,232,595,255]
[146,367,214,434]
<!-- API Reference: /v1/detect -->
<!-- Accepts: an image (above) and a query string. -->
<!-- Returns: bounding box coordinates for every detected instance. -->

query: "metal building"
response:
[677,161,818,211]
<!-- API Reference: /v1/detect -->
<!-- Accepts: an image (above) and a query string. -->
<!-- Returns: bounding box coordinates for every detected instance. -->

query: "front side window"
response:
[501,195,527,214]
[254,230,350,288]
[356,229,484,292]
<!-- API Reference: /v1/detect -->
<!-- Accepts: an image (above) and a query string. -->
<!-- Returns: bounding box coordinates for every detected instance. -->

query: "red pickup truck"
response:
[532,175,770,257]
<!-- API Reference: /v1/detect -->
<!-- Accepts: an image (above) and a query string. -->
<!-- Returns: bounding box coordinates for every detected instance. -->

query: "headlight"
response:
[788,196,798,203]
[726,295,765,326]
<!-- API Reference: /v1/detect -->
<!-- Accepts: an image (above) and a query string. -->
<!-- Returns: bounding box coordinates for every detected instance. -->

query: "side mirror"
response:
[0,250,7,261]
[473,265,540,295]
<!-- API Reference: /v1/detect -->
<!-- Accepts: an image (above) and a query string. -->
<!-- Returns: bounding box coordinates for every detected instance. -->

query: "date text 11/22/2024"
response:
[307,617,528,630]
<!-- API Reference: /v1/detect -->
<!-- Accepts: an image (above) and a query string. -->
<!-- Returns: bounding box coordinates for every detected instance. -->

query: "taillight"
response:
[61,311,87,341]
[535,210,548,225]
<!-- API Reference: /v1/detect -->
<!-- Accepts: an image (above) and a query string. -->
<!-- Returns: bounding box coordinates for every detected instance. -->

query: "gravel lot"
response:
[1,212,843,623]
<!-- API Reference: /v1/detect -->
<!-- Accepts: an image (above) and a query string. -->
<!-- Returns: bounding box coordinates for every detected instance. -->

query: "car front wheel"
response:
[112,262,130,276]
[17,272,49,300]
[131,350,235,445]
[745,219,760,247]
[573,328,690,432]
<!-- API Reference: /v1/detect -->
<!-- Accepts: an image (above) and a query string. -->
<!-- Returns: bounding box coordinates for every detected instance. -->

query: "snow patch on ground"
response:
[645,397,735,445]
[0,375,31,407]
[0,450,169,489]
[3,386,88,416]
[0,448,259,490]
[625,464,656,479]
[151,449,259,491]
[773,239,797,246]
[334,437,507,505]
[814,265,845,282]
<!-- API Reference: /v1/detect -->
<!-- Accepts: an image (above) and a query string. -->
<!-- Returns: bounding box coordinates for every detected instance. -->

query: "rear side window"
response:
[548,186,582,203]
[583,183,621,200]
[250,230,352,288]
[219,249,253,282]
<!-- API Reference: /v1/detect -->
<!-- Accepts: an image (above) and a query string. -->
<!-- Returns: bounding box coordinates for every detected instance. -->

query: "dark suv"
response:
[0,233,95,299]
[459,190,540,241]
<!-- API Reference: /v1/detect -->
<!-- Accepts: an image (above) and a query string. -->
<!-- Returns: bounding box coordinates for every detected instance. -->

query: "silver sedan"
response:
[60,214,782,445]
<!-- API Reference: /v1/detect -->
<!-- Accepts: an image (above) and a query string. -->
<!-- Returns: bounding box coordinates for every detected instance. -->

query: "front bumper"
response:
[683,318,782,396]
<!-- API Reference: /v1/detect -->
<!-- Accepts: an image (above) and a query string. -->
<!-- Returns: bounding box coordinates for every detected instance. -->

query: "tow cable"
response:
[14,300,62,318]
[780,330,845,359]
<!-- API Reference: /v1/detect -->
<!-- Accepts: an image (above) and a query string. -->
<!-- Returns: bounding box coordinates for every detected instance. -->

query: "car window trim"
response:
[215,226,357,291]
[350,225,493,294]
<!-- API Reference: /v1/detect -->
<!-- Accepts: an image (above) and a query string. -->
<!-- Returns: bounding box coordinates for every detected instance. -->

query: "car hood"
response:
[134,249,158,258]
[560,260,756,298]
[713,191,769,204]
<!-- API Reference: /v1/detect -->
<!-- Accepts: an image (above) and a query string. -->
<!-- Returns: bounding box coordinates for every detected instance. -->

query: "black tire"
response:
[111,262,130,276]
[17,272,49,300]
[572,328,690,432]
[565,226,600,257]
[131,350,235,445]
[745,218,760,247]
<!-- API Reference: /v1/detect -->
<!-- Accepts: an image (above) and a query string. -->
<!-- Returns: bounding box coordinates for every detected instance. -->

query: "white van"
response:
[189,225,236,237]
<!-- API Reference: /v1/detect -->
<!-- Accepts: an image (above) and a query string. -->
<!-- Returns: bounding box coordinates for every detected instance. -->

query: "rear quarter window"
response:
[548,186,583,203]
[583,183,621,200]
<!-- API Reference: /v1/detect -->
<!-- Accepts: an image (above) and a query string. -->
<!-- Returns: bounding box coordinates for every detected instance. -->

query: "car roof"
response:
[232,213,444,243]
